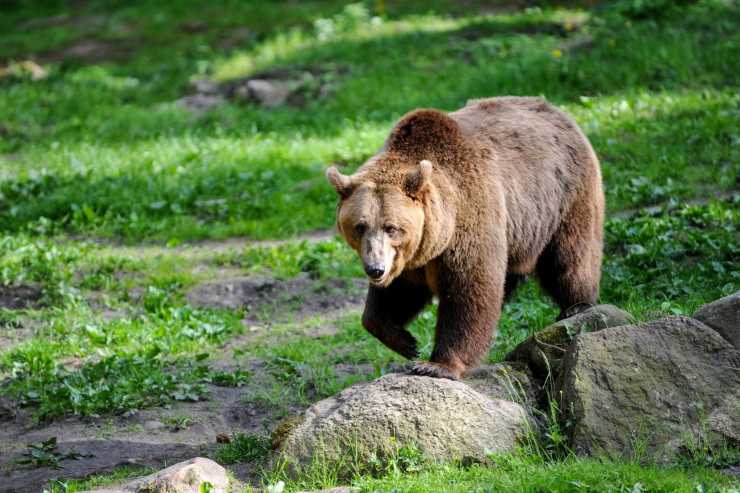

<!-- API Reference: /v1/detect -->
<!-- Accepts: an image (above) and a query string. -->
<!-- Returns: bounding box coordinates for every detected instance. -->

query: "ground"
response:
[0,0,738,492]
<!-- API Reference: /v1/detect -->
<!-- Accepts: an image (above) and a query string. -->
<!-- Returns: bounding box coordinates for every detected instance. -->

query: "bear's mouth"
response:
[367,268,395,288]
[368,275,389,287]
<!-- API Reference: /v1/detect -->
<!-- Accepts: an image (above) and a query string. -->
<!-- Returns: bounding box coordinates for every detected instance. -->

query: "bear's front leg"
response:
[411,248,505,379]
[362,276,433,360]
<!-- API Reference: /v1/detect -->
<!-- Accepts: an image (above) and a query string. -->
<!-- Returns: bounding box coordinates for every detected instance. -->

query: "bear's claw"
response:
[408,361,459,380]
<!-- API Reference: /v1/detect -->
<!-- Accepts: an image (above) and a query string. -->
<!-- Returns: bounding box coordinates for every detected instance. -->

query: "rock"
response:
[244,79,294,108]
[79,457,230,493]
[506,304,632,379]
[143,419,166,431]
[0,401,14,421]
[176,93,225,114]
[557,316,740,460]
[693,291,739,349]
[191,78,219,95]
[464,362,538,407]
[279,373,529,470]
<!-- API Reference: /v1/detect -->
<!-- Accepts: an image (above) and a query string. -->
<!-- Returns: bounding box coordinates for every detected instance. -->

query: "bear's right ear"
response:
[326,166,354,198]
[404,159,433,198]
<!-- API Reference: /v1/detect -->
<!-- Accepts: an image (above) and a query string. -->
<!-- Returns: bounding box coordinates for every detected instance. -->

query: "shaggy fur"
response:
[327,96,604,379]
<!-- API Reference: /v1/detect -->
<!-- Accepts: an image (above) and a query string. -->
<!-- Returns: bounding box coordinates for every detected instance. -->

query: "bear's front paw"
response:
[409,361,460,380]
[394,332,420,360]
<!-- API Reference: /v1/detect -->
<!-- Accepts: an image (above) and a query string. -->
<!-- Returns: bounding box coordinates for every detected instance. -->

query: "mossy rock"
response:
[556,316,740,459]
[506,305,632,379]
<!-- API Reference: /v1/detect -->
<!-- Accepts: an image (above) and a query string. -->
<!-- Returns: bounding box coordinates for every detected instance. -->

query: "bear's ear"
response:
[326,166,354,198]
[404,160,433,198]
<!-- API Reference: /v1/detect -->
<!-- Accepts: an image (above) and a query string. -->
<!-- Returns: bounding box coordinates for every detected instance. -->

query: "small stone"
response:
[191,78,219,95]
[143,420,166,431]
[176,93,225,114]
[245,79,294,108]
[79,457,230,493]
[0,401,14,421]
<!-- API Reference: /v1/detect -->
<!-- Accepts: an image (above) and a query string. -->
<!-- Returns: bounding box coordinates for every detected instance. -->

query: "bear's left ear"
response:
[404,160,433,198]
[326,166,355,198]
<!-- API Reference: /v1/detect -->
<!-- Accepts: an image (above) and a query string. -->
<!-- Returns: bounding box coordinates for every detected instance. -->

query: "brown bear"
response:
[326,96,604,380]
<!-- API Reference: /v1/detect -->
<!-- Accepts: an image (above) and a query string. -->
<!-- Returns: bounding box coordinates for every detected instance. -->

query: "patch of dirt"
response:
[0,379,288,493]
[186,275,365,324]
[0,284,43,310]
[455,18,583,41]
[219,27,254,50]
[20,15,107,31]
[96,229,336,262]
[36,38,137,64]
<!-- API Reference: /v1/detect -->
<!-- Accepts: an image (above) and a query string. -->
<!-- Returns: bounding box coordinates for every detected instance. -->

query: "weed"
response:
[215,433,271,465]
[208,367,251,387]
[3,350,210,420]
[17,437,91,469]
[163,415,194,431]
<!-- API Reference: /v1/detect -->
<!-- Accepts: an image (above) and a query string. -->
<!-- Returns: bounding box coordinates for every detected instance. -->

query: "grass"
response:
[215,433,272,465]
[0,0,738,492]
[44,465,156,493]
[355,454,738,493]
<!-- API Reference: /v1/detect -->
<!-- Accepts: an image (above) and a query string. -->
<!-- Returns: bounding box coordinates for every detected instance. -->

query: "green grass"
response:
[44,465,155,493]
[215,433,272,465]
[354,455,738,493]
[0,0,738,491]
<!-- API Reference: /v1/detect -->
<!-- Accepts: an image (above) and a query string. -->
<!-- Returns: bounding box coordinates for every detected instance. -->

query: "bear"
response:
[326,96,604,380]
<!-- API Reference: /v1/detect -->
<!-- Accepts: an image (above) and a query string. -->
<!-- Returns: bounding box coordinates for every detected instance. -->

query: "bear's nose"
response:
[364,264,385,280]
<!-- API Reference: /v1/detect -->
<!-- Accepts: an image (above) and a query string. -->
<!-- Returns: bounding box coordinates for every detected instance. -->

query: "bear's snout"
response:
[364,263,385,280]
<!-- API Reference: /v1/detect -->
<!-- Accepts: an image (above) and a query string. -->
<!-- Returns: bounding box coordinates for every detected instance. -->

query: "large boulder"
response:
[557,316,740,459]
[693,291,739,349]
[79,457,230,493]
[506,304,632,378]
[278,373,530,469]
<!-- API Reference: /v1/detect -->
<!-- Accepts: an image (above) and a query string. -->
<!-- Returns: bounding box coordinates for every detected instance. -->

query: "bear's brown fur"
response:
[327,96,604,379]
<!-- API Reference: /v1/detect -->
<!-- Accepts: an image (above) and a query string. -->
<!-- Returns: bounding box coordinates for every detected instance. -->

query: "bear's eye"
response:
[384,225,400,237]
[354,223,367,236]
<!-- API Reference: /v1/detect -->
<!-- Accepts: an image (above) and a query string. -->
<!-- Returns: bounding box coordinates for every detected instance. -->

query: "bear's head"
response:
[326,155,434,288]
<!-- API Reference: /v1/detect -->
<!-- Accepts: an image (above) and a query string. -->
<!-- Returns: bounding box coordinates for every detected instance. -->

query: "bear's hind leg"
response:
[504,273,526,301]
[362,277,433,359]
[536,194,603,319]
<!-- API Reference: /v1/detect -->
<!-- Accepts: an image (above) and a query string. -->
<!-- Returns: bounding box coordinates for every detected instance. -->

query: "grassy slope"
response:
[0,1,738,492]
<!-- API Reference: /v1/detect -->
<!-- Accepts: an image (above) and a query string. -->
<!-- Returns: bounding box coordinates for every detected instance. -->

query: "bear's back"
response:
[451,96,581,141]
